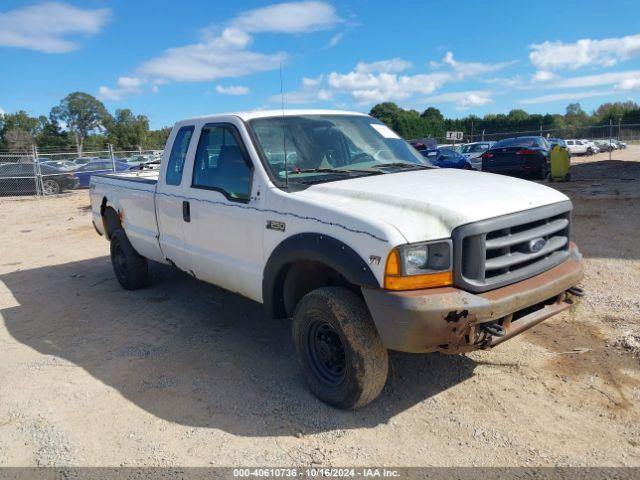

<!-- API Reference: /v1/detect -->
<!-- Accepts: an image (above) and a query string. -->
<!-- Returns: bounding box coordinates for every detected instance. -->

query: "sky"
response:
[1,0,640,129]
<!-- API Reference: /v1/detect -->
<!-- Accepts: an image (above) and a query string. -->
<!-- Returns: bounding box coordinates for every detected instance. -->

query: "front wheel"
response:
[292,287,388,409]
[110,229,149,290]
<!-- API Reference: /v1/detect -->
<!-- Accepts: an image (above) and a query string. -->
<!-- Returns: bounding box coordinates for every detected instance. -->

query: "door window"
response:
[192,125,252,201]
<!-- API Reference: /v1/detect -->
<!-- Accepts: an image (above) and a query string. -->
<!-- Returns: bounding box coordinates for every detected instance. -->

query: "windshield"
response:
[248,115,428,183]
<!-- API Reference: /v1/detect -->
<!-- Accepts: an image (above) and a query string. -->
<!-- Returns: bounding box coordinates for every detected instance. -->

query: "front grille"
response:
[452,201,572,292]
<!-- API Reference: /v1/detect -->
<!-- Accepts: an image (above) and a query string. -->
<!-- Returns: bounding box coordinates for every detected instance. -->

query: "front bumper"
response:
[362,245,583,353]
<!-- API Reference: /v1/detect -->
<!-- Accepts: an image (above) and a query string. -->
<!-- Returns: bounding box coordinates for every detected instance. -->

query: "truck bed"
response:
[96,169,159,184]
[90,170,164,263]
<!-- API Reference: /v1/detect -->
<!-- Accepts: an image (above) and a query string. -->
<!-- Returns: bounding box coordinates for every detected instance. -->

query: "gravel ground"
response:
[0,148,638,467]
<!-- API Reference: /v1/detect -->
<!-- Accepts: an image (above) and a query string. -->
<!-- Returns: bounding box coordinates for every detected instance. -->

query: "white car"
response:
[90,109,584,409]
[580,140,600,154]
[459,141,495,170]
[564,140,589,156]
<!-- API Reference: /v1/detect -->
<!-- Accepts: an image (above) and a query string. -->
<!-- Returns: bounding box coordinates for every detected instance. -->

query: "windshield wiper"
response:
[370,162,430,170]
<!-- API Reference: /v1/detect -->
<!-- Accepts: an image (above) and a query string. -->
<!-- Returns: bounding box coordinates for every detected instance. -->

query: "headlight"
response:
[384,240,453,290]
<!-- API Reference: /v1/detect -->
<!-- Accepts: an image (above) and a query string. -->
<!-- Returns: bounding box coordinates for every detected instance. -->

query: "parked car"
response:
[481,136,551,179]
[421,147,473,169]
[593,140,614,152]
[41,160,77,171]
[459,141,495,170]
[71,157,98,166]
[579,140,600,155]
[121,154,156,169]
[564,140,589,156]
[0,163,79,195]
[613,139,627,149]
[74,160,130,187]
[90,110,583,409]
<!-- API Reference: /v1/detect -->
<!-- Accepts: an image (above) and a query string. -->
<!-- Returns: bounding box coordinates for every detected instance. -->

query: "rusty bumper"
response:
[362,246,583,354]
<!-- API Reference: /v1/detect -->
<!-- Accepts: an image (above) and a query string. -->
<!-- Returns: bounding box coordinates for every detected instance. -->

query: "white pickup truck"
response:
[90,109,584,409]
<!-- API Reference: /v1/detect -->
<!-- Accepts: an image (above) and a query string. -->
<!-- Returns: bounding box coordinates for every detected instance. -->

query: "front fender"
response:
[262,233,380,318]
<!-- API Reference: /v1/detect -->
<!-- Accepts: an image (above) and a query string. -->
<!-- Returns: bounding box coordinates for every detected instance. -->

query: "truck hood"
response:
[294,169,569,243]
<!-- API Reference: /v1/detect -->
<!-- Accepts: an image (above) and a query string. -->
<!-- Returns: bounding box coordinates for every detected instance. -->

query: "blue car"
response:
[74,160,130,187]
[421,147,472,169]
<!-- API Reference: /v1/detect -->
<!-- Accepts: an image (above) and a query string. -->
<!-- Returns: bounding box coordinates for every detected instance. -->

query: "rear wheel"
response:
[110,228,149,290]
[42,179,60,195]
[537,163,550,180]
[292,287,388,409]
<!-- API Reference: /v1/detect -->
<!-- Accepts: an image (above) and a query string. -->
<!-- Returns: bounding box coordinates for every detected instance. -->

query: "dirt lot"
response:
[0,148,639,467]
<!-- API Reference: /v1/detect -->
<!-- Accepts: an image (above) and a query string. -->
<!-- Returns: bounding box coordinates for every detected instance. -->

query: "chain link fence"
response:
[0,146,163,198]
[432,123,640,146]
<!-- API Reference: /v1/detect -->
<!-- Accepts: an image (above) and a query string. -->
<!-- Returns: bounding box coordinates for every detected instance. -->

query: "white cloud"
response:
[139,39,285,82]
[100,1,340,97]
[353,58,413,74]
[0,2,110,53]
[216,85,250,95]
[421,91,493,110]
[98,76,145,101]
[531,70,557,82]
[617,77,640,91]
[327,32,344,48]
[518,90,614,105]
[281,52,512,105]
[546,70,640,90]
[529,34,640,71]
[230,1,341,33]
[441,51,515,77]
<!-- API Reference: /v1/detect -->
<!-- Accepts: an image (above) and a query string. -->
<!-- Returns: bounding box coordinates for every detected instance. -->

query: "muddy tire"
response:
[110,228,149,290]
[292,287,388,409]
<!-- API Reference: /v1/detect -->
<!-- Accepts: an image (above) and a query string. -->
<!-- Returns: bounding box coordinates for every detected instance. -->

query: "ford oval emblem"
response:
[528,237,546,253]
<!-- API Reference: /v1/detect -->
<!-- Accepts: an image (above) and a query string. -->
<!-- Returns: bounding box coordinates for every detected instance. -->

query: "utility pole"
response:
[482,129,485,141]
[618,116,622,141]
[109,144,117,172]
[609,118,613,162]
[471,120,474,143]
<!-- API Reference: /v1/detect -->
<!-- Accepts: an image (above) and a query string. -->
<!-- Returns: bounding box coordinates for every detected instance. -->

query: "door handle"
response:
[182,201,190,222]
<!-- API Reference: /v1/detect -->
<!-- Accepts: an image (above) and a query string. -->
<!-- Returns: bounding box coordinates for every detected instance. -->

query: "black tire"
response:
[463,163,472,170]
[562,173,571,182]
[537,163,550,180]
[42,179,60,195]
[110,228,149,290]
[292,287,388,409]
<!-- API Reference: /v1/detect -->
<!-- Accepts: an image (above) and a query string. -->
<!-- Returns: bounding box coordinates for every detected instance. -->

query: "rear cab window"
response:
[166,126,195,186]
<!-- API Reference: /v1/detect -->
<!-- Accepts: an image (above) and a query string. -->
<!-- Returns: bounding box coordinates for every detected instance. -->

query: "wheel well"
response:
[279,261,361,318]
[100,197,121,239]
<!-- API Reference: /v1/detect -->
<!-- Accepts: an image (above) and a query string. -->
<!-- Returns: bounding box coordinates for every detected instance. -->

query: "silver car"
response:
[459,141,495,170]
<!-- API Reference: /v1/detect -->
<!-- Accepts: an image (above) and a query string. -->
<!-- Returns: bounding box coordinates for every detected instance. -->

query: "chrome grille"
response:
[452,202,572,292]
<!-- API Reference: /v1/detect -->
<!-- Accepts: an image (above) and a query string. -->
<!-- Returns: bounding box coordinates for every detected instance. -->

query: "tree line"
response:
[3,91,640,155]
[0,92,170,155]
[369,101,640,141]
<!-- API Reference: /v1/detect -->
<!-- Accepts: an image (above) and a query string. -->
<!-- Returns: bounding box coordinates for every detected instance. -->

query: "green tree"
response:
[50,92,110,156]
[105,109,150,148]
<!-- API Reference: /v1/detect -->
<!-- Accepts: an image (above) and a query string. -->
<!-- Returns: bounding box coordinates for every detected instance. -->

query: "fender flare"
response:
[262,233,380,318]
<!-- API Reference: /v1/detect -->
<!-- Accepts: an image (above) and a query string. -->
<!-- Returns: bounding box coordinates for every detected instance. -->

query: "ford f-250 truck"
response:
[90,110,584,409]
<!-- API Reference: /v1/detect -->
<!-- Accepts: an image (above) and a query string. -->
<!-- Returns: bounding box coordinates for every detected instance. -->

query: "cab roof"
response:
[176,109,369,125]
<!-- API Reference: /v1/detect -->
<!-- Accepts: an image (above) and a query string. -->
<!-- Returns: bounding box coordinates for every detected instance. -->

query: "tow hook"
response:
[567,286,585,297]
[480,323,505,337]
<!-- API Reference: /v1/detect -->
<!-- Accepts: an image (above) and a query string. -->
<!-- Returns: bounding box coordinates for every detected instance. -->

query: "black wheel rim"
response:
[306,320,347,386]
[114,242,128,280]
